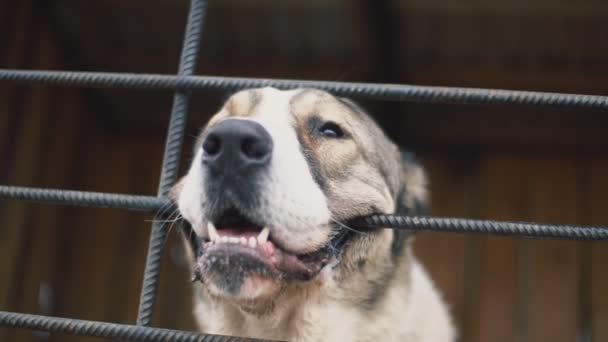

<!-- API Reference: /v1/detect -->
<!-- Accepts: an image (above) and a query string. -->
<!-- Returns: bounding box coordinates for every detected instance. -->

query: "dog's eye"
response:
[319,122,344,138]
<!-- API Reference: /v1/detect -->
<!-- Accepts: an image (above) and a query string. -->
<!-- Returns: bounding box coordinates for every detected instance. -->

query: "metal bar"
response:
[0,185,606,240]
[0,311,274,342]
[1,69,608,109]
[353,215,608,240]
[0,185,168,212]
[136,0,208,326]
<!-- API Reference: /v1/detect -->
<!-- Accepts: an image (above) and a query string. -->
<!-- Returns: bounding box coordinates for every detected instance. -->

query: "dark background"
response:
[1,0,607,341]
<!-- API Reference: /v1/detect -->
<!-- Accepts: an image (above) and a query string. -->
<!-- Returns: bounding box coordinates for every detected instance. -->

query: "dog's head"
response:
[172,87,427,306]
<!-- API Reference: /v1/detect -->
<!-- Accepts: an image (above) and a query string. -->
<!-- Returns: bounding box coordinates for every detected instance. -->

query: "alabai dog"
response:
[171,87,455,342]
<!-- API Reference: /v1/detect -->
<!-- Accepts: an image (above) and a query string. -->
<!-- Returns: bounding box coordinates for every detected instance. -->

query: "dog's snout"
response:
[202,119,273,171]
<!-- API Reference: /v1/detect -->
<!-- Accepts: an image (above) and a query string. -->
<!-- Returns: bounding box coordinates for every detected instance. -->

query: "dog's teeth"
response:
[257,227,270,244]
[229,237,239,244]
[207,222,220,242]
[248,237,257,248]
[240,237,247,245]
[221,236,229,243]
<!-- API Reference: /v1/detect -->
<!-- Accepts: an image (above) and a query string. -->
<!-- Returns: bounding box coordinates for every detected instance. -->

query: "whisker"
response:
[154,199,177,222]
[163,210,184,243]
[330,217,368,236]
[147,214,182,223]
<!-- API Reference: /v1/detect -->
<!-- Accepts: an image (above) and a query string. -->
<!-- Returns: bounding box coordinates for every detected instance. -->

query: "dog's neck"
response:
[193,270,333,340]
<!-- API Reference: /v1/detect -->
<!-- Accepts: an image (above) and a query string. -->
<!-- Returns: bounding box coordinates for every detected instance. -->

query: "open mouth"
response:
[195,208,354,282]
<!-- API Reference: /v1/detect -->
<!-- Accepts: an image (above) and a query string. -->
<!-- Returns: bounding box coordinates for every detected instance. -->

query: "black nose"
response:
[201,119,273,172]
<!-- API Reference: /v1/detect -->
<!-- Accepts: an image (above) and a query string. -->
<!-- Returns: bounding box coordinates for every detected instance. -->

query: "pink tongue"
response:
[201,230,321,278]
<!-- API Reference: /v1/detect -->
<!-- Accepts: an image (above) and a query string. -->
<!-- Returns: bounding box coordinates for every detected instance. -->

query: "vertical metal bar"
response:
[136,0,208,326]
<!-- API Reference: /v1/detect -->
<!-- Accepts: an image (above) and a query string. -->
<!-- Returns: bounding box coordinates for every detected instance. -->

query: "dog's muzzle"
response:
[189,118,355,296]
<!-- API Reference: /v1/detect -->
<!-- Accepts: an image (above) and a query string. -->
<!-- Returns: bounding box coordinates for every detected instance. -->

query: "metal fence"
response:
[1,0,607,340]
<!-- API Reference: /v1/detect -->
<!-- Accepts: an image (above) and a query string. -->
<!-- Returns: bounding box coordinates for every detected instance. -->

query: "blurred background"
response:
[1,0,607,341]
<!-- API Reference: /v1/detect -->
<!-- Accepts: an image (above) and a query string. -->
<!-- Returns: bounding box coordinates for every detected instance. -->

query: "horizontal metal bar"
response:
[0,185,169,212]
[354,215,608,241]
[1,69,608,109]
[0,311,274,342]
[1,185,606,240]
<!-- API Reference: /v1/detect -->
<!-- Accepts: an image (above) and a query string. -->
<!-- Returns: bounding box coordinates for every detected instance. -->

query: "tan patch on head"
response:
[288,89,398,221]
[290,89,361,169]
[193,89,263,152]
[224,89,262,117]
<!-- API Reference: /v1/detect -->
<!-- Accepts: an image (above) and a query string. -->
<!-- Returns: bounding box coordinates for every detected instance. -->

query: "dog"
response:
[171,87,455,341]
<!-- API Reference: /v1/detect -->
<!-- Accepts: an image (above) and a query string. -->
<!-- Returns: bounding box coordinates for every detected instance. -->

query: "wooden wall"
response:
[1,1,607,342]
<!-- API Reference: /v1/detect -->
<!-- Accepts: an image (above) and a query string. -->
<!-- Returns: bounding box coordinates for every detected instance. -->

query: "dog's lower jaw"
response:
[192,254,455,342]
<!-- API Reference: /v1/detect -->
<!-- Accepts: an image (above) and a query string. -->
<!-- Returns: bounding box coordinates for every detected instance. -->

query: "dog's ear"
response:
[390,151,428,256]
[394,151,429,216]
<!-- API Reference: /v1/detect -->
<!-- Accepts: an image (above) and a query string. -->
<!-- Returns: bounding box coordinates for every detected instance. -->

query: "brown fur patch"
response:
[225,89,262,117]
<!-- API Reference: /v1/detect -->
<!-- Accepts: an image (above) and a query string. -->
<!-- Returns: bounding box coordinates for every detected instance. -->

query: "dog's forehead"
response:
[195,87,361,154]
[219,87,357,122]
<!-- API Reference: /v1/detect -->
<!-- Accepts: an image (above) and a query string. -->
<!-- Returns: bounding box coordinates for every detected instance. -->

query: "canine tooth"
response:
[240,237,247,245]
[248,237,257,248]
[207,222,220,241]
[221,236,229,243]
[257,227,270,244]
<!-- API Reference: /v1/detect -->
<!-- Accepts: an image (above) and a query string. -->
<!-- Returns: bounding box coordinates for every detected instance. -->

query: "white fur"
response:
[179,151,206,234]
[177,87,332,252]
[246,88,332,252]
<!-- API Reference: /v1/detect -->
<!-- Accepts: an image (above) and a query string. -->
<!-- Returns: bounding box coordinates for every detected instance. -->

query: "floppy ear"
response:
[394,151,429,216]
[390,151,428,256]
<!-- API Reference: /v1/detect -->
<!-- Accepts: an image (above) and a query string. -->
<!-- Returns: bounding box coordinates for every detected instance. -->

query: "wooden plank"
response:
[0,0,34,167]
[472,154,527,342]
[588,158,608,341]
[0,0,33,67]
[9,90,86,342]
[414,155,478,339]
[0,4,61,340]
[38,135,170,342]
[109,139,164,325]
[50,137,137,323]
[0,25,56,342]
[527,156,581,342]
